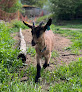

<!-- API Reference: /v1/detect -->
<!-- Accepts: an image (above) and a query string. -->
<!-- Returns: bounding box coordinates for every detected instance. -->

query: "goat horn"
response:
[39,21,44,26]
[23,21,32,29]
[33,21,35,27]
[23,21,32,25]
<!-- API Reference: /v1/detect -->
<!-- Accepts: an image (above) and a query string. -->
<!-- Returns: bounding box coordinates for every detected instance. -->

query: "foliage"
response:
[49,0,82,20]
[36,14,53,23]
[21,0,47,8]
[0,22,23,84]
[0,0,22,13]
[10,20,29,33]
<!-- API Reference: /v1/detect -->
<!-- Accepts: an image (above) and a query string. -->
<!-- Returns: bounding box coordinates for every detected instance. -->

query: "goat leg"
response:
[35,64,41,83]
[43,54,51,69]
[35,56,41,83]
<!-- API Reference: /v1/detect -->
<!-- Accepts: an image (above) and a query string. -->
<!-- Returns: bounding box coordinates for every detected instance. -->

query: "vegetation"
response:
[21,0,47,8]
[0,22,22,84]
[48,57,82,92]
[27,47,36,57]
[10,20,28,33]
[0,0,82,91]
[0,0,22,13]
[0,20,82,92]
[49,0,82,20]
[36,14,53,23]
[53,20,82,28]
[51,24,82,54]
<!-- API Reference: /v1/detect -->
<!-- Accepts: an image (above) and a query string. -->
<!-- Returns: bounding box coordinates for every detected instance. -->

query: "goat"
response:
[23,19,54,82]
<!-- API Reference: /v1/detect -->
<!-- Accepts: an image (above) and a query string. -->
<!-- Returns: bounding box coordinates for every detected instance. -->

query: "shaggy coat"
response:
[23,19,54,82]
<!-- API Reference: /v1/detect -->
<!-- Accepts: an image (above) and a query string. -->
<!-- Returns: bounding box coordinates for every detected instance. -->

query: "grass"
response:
[37,15,82,29]
[0,21,22,90]
[51,24,82,55]
[51,50,59,58]
[36,14,53,24]
[53,19,82,29]
[49,57,82,92]
[0,20,82,92]
[9,19,29,33]
[0,20,29,92]
[27,47,36,57]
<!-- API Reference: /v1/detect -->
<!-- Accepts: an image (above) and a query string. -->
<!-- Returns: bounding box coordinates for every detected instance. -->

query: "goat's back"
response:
[44,30,54,52]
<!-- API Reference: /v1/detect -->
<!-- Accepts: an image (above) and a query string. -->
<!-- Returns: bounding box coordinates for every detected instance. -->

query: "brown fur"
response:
[35,30,54,64]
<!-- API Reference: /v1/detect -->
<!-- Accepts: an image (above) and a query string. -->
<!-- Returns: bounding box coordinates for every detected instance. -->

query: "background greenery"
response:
[49,0,82,20]
[0,0,22,13]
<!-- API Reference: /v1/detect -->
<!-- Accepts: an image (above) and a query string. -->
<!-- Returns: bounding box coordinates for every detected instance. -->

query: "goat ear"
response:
[44,18,52,30]
[23,21,32,29]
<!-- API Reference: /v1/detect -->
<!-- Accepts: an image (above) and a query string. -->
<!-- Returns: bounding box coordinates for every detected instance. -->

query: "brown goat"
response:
[23,19,54,82]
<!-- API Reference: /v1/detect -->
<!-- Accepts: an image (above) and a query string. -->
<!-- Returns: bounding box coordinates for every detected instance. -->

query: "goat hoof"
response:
[35,75,40,83]
[43,63,49,69]
[35,78,38,83]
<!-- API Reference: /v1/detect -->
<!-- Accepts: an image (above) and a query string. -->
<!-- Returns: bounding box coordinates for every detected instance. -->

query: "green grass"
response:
[37,15,82,29]
[54,20,82,29]
[36,14,53,24]
[51,24,82,54]
[27,47,36,57]
[49,57,82,92]
[0,20,82,92]
[9,20,29,33]
[51,50,59,58]
[1,57,82,92]
[0,22,23,90]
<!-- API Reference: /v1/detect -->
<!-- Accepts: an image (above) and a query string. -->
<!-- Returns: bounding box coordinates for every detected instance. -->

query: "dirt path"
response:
[60,28,82,31]
[12,29,82,68]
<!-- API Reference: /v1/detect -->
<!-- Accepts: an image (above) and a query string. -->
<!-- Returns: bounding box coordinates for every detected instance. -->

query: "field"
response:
[0,20,82,92]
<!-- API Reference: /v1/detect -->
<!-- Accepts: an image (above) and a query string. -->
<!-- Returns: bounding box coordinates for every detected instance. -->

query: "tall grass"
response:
[9,20,29,33]
[0,21,22,91]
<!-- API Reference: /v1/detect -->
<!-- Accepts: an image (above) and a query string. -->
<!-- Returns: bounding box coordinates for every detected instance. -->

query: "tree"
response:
[21,0,47,8]
[0,0,22,13]
[0,0,22,21]
[49,0,82,20]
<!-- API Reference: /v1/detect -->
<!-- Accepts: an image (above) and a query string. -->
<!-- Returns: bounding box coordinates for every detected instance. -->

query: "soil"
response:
[12,29,82,82]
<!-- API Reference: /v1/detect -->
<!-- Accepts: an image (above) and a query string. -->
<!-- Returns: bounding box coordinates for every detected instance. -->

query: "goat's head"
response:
[23,18,52,46]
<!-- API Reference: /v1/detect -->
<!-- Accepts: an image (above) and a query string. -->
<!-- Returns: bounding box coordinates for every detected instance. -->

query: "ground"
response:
[12,29,82,82]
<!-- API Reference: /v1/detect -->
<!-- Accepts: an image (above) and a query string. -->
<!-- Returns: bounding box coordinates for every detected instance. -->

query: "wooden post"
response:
[17,28,27,63]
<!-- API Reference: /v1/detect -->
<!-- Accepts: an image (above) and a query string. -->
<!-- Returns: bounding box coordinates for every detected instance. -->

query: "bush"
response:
[50,0,82,20]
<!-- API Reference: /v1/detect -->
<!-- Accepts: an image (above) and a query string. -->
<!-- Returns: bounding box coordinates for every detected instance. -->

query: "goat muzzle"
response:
[31,40,36,46]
